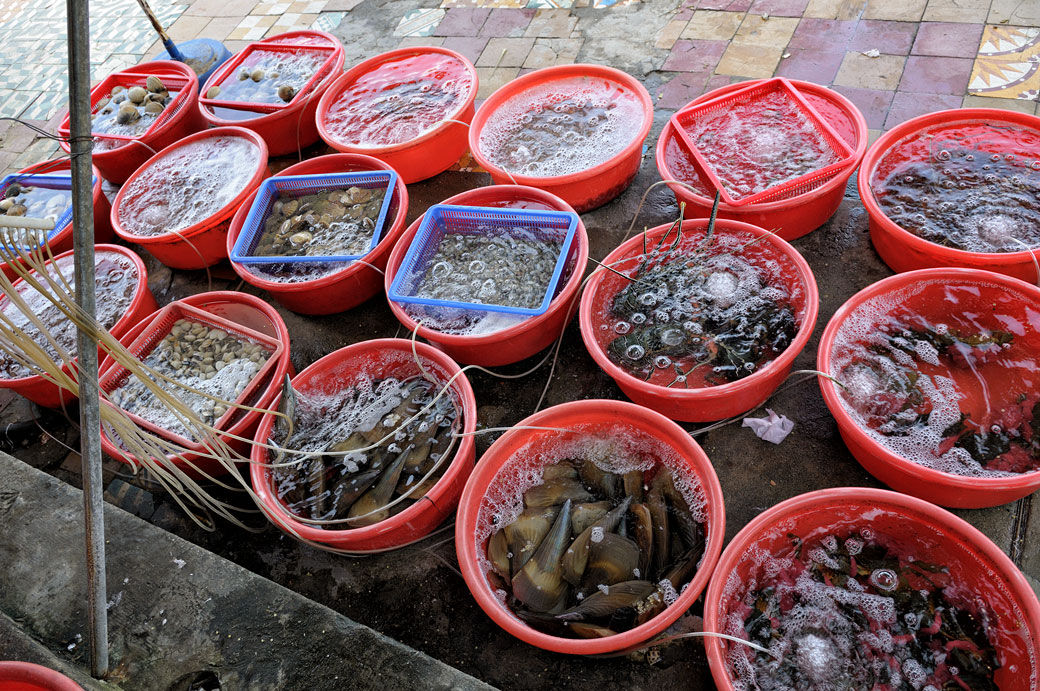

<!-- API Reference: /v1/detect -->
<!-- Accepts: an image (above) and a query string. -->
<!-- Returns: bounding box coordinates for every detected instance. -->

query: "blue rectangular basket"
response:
[0,173,82,251]
[229,171,397,265]
[387,204,579,317]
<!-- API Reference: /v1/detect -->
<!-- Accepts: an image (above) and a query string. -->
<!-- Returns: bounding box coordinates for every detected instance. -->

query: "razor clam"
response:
[486,455,707,638]
[270,374,460,525]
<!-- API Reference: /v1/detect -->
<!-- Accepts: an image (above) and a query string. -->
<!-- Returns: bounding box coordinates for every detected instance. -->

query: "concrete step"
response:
[0,451,495,691]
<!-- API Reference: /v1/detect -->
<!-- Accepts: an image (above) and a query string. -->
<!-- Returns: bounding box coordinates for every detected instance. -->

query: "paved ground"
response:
[2,0,1040,176]
[1,0,1040,688]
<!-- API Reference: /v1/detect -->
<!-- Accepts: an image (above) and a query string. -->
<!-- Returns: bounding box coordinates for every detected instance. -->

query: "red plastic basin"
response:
[469,64,654,213]
[111,126,269,270]
[99,291,292,479]
[315,46,478,184]
[0,244,157,409]
[859,108,1040,283]
[385,184,590,367]
[1,158,112,281]
[58,60,206,184]
[817,267,1040,508]
[580,218,819,422]
[656,79,868,241]
[704,487,1040,690]
[250,338,477,552]
[0,662,82,691]
[227,153,409,314]
[455,399,726,655]
[199,30,345,158]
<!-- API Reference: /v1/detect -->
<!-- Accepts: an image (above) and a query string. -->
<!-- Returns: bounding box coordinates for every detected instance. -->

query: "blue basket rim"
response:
[229,170,397,265]
[386,203,579,317]
[0,172,92,251]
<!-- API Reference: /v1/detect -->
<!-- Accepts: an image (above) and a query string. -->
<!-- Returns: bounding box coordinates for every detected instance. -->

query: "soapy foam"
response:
[325,53,473,148]
[477,76,645,178]
[118,136,261,237]
[829,277,1040,478]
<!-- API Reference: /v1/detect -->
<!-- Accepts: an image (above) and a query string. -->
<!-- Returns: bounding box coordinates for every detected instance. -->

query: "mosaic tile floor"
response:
[1,0,1039,178]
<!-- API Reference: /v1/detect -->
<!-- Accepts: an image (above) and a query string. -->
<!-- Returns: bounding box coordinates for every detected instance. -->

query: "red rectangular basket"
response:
[199,43,336,114]
[98,302,284,452]
[58,66,194,143]
[669,77,857,207]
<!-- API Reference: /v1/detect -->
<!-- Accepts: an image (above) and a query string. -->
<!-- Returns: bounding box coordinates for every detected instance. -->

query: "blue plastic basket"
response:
[0,173,84,251]
[230,171,397,265]
[387,204,579,317]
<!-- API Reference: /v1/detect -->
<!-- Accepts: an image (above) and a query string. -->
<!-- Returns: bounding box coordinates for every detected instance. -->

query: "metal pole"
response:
[66,0,109,678]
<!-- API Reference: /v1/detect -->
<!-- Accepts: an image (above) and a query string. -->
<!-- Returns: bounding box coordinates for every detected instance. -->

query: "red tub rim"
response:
[579,218,819,404]
[468,64,654,186]
[315,46,479,156]
[0,244,150,386]
[858,107,1040,269]
[0,661,83,691]
[656,78,869,212]
[250,337,477,546]
[384,184,590,348]
[110,126,269,245]
[816,266,1040,494]
[702,486,1040,690]
[455,398,727,655]
[227,153,409,291]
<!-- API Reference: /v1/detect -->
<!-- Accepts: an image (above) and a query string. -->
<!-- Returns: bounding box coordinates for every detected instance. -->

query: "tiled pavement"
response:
[1,0,1039,178]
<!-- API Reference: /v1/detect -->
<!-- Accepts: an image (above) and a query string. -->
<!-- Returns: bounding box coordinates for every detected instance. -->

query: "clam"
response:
[579,458,619,499]
[146,75,165,93]
[144,101,165,115]
[524,478,593,508]
[570,501,610,536]
[562,496,631,585]
[579,533,641,596]
[511,499,572,613]
[647,487,670,575]
[347,447,408,526]
[630,502,654,577]
[5,204,26,217]
[277,84,296,102]
[556,580,656,622]
[488,529,512,580]
[273,373,297,446]
[251,68,264,82]
[623,470,644,501]
[504,505,559,576]
[128,86,148,104]
[206,86,221,99]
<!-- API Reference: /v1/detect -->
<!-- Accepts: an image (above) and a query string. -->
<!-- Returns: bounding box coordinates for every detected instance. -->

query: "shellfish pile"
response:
[486,457,706,638]
[250,186,387,259]
[0,182,71,245]
[207,49,328,105]
[108,318,271,441]
[92,75,175,139]
[270,375,460,527]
